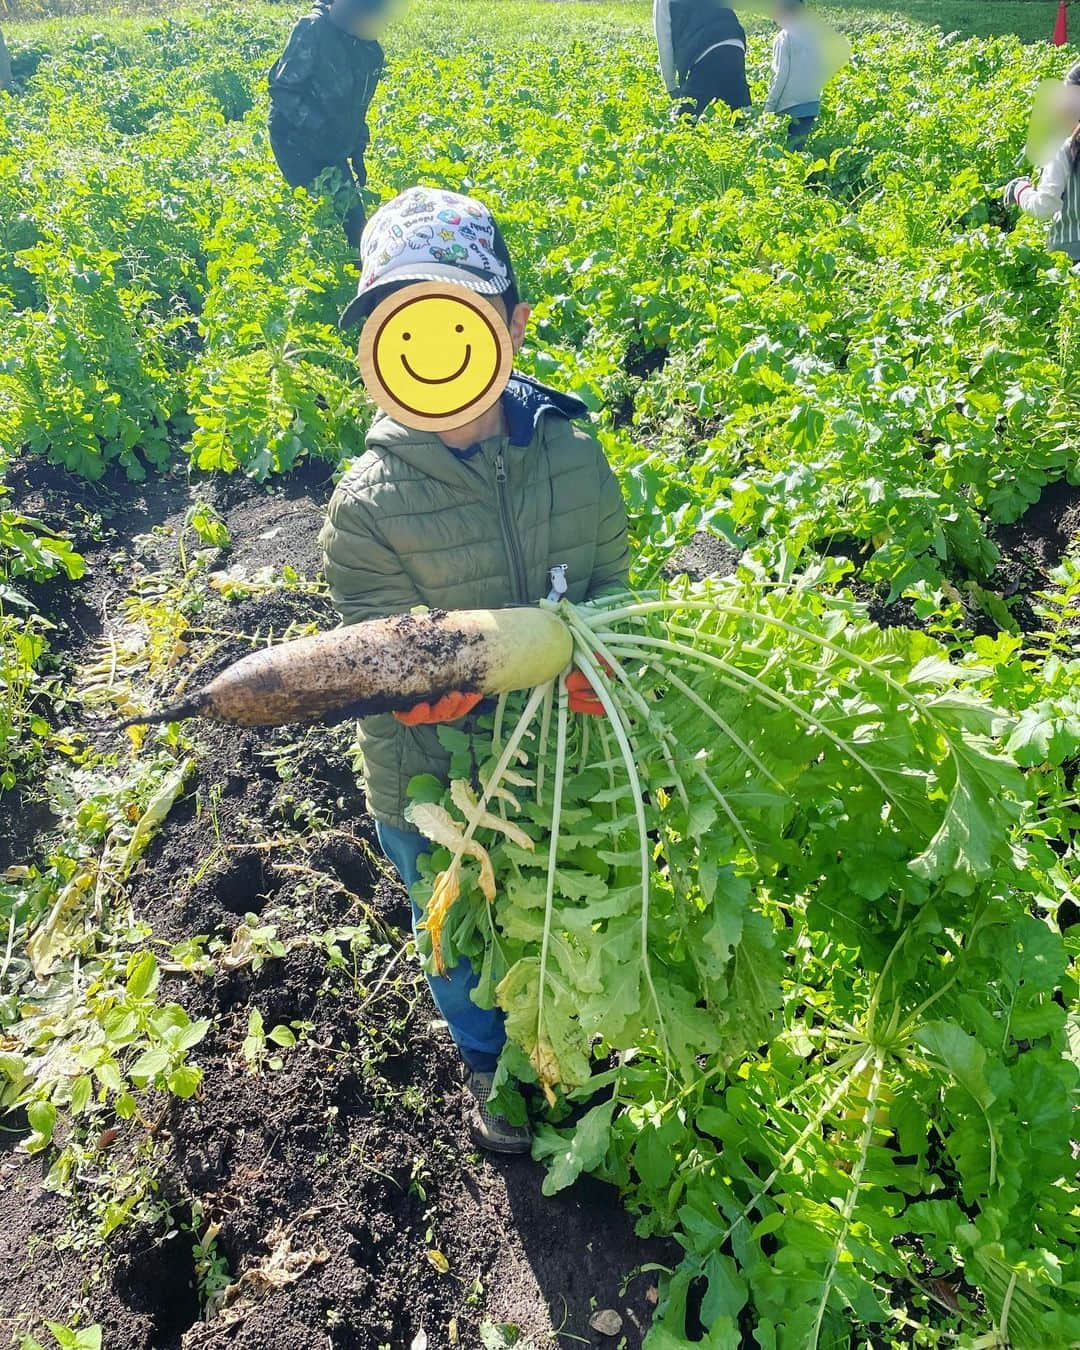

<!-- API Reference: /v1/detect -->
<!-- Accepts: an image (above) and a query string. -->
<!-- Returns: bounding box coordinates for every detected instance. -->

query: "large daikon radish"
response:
[122,607,573,728]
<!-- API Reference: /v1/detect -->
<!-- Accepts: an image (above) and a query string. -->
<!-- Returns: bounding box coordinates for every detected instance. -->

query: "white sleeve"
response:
[1019,143,1072,221]
[765,32,790,113]
[653,0,678,95]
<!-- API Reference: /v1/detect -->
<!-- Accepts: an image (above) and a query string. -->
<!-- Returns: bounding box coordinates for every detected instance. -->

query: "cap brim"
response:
[339,264,509,329]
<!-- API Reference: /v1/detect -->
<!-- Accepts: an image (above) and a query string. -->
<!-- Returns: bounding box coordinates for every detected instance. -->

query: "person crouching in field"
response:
[1004,62,1080,264]
[764,0,828,151]
[268,0,387,248]
[320,187,630,1153]
[654,0,751,118]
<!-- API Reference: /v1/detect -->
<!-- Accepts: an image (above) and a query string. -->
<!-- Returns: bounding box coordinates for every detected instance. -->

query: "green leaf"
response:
[94,1060,126,1095]
[908,739,1024,891]
[407,773,448,805]
[24,1100,56,1154]
[171,1018,212,1052]
[914,1022,995,1111]
[128,1047,170,1086]
[125,950,159,1000]
[750,1211,785,1240]
[479,1324,520,1349]
[120,761,193,875]
[534,1096,615,1196]
[46,1328,101,1350]
[167,1066,202,1099]
[68,1074,93,1116]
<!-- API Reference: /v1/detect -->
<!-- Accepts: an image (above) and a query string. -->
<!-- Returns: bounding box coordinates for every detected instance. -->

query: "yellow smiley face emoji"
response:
[358,283,514,432]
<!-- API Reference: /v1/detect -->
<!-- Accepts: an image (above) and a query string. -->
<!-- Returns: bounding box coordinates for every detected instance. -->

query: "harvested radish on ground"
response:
[121,606,573,728]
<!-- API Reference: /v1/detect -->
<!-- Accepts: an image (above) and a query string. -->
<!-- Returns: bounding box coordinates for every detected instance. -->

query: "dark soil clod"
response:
[212,850,273,916]
[112,1221,202,1349]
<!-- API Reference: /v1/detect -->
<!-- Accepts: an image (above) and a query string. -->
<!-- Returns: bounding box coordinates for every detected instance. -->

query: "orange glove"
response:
[393,691,483,726]
[566,666,608,716]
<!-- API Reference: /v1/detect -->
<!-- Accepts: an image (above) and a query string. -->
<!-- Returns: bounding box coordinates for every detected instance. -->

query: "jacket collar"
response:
[365,376,588,484]
[502,375,588,447]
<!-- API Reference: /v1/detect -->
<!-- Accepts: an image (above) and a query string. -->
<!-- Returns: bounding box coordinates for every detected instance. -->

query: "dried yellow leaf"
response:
[490,786,521,812]
[530,1040,561,1107]
[405,801,468,853]
[449,780,534,852]
[477,848,496,904]
[426,1249,450,1275]
[407,800,498,916]
[419,860,462,975]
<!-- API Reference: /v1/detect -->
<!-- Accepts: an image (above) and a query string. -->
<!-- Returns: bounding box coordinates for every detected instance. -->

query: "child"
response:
[320,186,630,1152]
[1004,63,1080,264]
[268,0,387,247]
[764,0,829,151]
[653,0,751,119]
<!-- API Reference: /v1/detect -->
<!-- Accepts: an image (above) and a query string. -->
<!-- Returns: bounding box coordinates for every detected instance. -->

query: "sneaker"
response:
[463,1069,532,1155]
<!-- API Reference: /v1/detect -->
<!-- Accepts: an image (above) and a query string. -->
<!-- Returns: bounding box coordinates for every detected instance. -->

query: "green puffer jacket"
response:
[319,378,630,829]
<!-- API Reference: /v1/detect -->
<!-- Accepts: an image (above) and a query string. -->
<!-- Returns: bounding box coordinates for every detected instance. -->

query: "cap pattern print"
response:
[340,187,514,326]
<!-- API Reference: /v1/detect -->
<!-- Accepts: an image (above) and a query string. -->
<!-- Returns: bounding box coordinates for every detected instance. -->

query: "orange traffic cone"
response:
[1053,0,1068,46]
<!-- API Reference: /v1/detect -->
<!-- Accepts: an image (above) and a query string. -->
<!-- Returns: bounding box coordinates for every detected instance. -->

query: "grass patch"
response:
[1,0,1074,47]
[813,0,1070,44]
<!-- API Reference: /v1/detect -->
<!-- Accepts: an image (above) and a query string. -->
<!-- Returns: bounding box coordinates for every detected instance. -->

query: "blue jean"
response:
[375,820,505,1072]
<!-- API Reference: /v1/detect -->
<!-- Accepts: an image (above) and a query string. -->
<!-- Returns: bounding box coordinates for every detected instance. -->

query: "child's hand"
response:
[394,691,483,725]
[566,662,612,716]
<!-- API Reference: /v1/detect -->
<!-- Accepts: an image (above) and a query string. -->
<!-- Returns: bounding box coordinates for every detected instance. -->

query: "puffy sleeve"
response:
[587,445,631,598]
[319,477,424,626]
[268,17,319,94]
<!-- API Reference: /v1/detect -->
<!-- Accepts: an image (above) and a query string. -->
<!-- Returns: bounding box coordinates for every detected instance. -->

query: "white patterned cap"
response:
[340,186,517,327]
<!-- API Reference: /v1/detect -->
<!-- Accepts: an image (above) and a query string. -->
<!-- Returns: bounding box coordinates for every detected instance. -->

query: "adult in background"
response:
[653,0,751,119]
[764,0,849,151]
[268,0,388,248]
[0,28,12,93]
[1004,62,1080,263]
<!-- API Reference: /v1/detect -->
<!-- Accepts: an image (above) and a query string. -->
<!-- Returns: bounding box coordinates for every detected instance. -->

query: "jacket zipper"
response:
[494,446,530,604]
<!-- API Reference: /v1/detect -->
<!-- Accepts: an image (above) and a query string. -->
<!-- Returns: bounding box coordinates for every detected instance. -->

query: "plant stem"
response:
[570,644,668,1067]
[562,606,689,809]
[536,675,570,1065]
[808,1052,884,1349]
[607,632,901,812]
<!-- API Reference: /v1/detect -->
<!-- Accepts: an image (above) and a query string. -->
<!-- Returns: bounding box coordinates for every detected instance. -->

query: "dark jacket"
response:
[268,2,383,179]
[319,377,630,829]
[654,0,747,94]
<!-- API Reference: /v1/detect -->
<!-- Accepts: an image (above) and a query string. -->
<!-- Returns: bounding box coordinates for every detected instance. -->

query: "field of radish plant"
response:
[1,3,1079,1348]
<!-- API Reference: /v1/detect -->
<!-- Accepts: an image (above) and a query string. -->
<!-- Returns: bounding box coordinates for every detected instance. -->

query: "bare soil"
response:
[986,477,1080,632]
